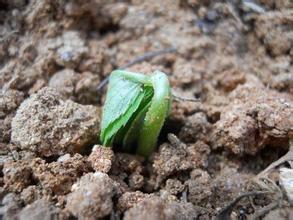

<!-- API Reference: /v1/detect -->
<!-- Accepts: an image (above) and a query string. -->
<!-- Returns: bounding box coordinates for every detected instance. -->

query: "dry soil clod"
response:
[11,87,100,157]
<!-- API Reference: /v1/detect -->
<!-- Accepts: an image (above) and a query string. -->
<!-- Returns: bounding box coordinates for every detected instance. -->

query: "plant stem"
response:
[136,71,171,157]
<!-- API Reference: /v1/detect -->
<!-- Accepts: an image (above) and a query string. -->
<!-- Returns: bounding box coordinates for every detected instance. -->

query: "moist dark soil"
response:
[0,0,292,219]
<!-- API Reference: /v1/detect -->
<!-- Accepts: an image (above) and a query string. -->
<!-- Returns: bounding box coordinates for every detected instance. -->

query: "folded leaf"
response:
[100,72,144,145]
[100,70,171,158]
[122,87,154,151]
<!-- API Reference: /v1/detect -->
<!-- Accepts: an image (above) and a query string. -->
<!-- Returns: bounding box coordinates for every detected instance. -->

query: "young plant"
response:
[100,70,171,157]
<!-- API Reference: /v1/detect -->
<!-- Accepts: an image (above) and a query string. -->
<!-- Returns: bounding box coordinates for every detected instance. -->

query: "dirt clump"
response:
[170,99,202,123]
[0,193,22,219]
[0,89,24,118]
[54,31,88,68]
[212,85,292,155]
[49,69,101,104]
[110,153,145,192]
[11,87,100,157]
[215,68,246,92]
[48,69,80,100]
[31,154,90,196]
[128,173,144,190]
[17,199,59,220]
[3,153,90,198]
[74,71,101,104]
[186,169,212,207]
[165,178,185,195]
[112,153,144,175]
[0,89,24,143]
[255,10,293,57]
[269,72,293,93]
[171,58,202,87]
[66,172,114,219]
[3,160,33,193]
[179,112,212,143]
[210,166,252,208]
[88,145,115,173]
[152,134,210,183]
[20,186,41,205]
[117,191,151,212]
[124,196,199,220]
[186,164,253,212]
[110,174,130,197]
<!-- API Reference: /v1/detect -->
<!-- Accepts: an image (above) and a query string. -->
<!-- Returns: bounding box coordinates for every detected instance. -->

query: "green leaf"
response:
[122,102,150,150]
[122,87,154,151]
[103,91,145,145]
[100,72,144,145]
[100,70,171,158]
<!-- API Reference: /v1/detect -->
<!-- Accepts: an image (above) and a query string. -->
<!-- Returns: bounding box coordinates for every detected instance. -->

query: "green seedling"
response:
[100,70,171,157]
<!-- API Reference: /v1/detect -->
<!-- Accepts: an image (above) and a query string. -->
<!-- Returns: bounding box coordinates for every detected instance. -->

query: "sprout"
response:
[100,70,171,157]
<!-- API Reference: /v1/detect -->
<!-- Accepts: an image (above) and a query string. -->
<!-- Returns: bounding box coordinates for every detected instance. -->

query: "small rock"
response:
[17,199,59,220]
[165,179,185,195]
[0,193,22,219]
[57,154,71,162]
[88,145,114,173]
[55,31,88,68]
[128,173,144,190]
[66,172,114,219]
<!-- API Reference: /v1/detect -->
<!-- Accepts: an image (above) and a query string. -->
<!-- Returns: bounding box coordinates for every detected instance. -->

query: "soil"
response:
[0,0,292,219]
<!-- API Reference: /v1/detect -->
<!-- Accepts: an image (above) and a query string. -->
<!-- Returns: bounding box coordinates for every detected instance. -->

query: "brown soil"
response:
[0,0,292,219]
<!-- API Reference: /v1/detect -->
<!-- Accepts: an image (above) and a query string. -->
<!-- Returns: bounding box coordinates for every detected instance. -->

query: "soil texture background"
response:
[0,0,292,219]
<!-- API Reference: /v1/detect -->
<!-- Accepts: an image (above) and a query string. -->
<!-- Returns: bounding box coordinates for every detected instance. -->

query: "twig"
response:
[172,93,201,102]
[97,46,177,91]
[256,140,293,179]
[226,1,245,30]
[252,201,279,220]
[215,191,270,220]
[252,169,283,194]
[249,154,286,219]
[120,47,176,69]
[242,1,265,13]
[251,139,292,197]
